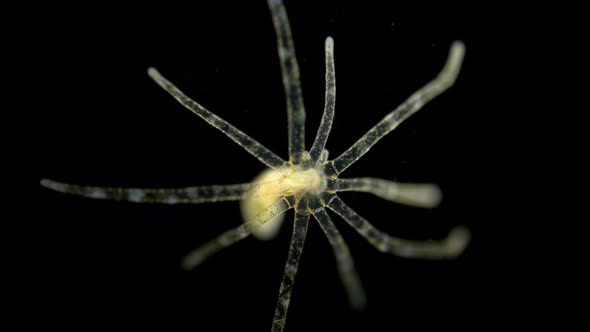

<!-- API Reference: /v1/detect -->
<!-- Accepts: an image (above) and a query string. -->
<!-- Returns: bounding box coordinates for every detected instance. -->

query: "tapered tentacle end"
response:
[440,41,466,84]
[147,67,166,88]
[181,242,225,270]
[390,183,443,208]
[181,250,207,271]
[40,178,64,192]
[325,36,334,51]
[147,66,171,95]
[147,67,159,78]
[450,41,466,62]
[443,225,471,258]
[335,179,442,208]
[180,224,252,271]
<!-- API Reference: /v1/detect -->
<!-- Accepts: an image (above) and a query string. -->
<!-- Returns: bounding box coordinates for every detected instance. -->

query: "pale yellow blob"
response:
[240,166,325,240]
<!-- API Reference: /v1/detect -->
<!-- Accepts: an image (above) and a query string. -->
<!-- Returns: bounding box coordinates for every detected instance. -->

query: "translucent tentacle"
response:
[266,0,306,163]
[313,208,366,310]
[40,178,277,204]
[148,68,286,169]
[332,41,465,174]
[182,198,292,270]
[181,224,251,270]
[309,36,336,162]
[272,212,310,332]
[328,196,470,259]
[335,178,442,208]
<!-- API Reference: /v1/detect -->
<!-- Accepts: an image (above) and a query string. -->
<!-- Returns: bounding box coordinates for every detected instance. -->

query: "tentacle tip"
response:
[423,184,443,208]
[325,36,334,47]
[180,258,198,271]
[351,295,367,312]
[147,67,159,78]
[402,183,442,208]
[445,225,471,257]
[40,178,64,192]
[181,250,210,270]
[451,40,465,51]
[449,41,466,62]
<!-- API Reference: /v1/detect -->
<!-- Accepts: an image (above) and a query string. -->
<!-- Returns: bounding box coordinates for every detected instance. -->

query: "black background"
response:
[2,0,589,331]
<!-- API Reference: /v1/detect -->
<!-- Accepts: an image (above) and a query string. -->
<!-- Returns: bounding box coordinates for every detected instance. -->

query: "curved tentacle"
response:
[328,196,470,259]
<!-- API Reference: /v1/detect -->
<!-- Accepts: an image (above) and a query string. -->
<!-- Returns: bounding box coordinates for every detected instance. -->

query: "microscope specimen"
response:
[41,1,468,330]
